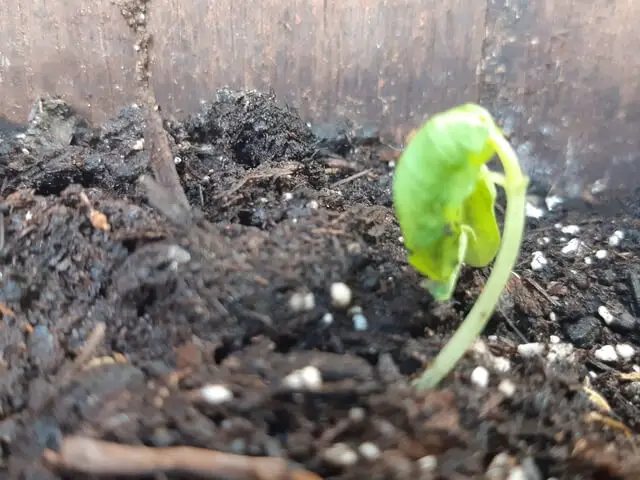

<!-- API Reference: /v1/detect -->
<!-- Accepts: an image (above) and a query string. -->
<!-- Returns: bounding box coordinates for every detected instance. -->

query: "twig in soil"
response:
[117,0,190,210]
[584,411,633,439]
[213,165,298,204]
[139,175,194,227]
[522,276,561,308]
[43,436,323,480]
[330,169,373,187]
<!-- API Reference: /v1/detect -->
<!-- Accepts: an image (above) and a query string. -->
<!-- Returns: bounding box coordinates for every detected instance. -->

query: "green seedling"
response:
[392,103,529,389]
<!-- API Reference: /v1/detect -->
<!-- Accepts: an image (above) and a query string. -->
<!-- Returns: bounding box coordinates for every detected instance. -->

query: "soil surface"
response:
[1,91,640,479]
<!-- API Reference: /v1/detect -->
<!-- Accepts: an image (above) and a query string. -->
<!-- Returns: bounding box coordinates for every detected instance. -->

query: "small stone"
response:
[486,453,515,479]
[323,443,358,467]
[282,192,293,201]
[418,455,438,472]
[517,343,545,357]
[492,356,512,373]
[595,249,608,260]
[616,344,635,361]
[506,467,528,480]
[498,379,516,397]
[546,195,563,211]
[531,251,548,270]
[131,138,145,150]
[282,366,323,391]
[199,385,233,405]
[526,203,545,219]
[321,313,334,326]
[561,225,580,235]
[598,306,615,325]
[546,343,575,363]
[563,316,600,348]
[352,313,369,331]
[608,230,624,246]
[561,238,585,255]
[289,292,316,313]
[358,442,381,460]
[470,366,490,388]
[594,345,618,363]
[549,335,560,344]
[330,282,352,308]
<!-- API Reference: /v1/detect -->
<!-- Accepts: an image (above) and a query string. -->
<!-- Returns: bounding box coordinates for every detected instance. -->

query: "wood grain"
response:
[480,0,640,194]
[1,0,639,192]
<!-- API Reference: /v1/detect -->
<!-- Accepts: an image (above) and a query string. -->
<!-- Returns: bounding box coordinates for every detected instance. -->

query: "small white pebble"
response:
[561,238,585,255]
[417,455,438,472]
[388,160,396,169]
[546,195,564,211]
[307,200,319,209]
[323,443,358,467]
[591,178,607,194]
[25,211,33,221]
[633,364,640,373]
[173,156,182,164]
[594,345,618,363]
[588,371,598,379]
[349,407,366,422]
[537,236,551,246]
[282,366,323,391]
[598,306,614,325]
[561,225,580,235]
[525,202,545,219]
[200,384,234,405]
[282,192,293,201]
[549,311,557,322]
[131,138,145,150]
[506,466,528,480]
[398,236,404,244]
[321,312,334,326]
[488,335,499,342]
[547,343,575,363]
[492,356,512,373]
[595,249,608,260]
[549,335,560,344]
[358,442,380,461]
[616,344,635,361]
[330,282,353,309]
[531,251,548,270]
[352,313,369,331]
[608,230,624,247]
[289,292,316,313]
[554,223,563,229]
[470,366,490,388]
[517,343,545,357]
[584,256,592,265]
[498,379,517,397]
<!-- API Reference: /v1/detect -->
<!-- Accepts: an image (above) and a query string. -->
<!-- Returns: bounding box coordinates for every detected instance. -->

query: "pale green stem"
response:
[413,127,529,390]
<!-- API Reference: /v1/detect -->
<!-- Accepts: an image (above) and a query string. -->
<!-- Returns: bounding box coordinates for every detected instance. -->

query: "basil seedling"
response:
[392,103,529,389]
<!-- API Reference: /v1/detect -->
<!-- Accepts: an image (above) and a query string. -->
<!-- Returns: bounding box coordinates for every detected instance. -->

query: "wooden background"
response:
[1,0,638,196]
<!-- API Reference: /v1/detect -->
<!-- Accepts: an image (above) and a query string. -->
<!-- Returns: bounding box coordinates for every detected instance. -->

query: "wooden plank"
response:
[0,0,137,123]
[148,0,486,141]
[479,0,640,195]
[0,0,486,143]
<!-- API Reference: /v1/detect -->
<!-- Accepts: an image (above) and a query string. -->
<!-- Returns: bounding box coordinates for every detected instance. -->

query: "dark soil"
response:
[1,91,640,480]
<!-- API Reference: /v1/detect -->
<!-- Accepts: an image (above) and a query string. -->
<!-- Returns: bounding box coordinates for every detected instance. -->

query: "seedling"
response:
[392,103,529,389]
